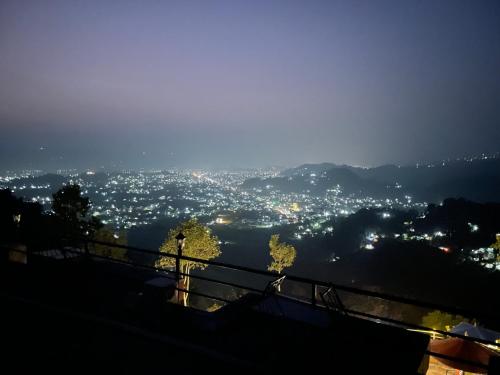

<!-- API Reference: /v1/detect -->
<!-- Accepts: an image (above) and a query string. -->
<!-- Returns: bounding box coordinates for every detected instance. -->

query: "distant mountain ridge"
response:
[241,157,500,203]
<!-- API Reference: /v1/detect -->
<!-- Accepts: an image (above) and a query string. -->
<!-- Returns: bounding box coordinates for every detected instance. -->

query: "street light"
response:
[175,232,186,283]
[176,232,186,250]
[175,232,186,305]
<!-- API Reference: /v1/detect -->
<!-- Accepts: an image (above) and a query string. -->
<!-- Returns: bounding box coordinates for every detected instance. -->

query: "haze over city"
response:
[1,0,499,170]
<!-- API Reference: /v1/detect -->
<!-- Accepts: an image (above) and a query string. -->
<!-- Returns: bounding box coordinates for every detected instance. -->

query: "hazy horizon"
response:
[1,1,500,170]
[2,150,499,175]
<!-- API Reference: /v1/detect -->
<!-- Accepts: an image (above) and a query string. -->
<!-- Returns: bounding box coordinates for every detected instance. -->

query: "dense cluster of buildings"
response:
[1,167,498,270]
[0,169,426,235]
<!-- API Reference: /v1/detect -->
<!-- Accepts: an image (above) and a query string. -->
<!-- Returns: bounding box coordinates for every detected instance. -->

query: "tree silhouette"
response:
[421,310,464,332]
[156,219,220,306]
[52,185,89,222]
[51,184,101,240]
[0,189,23,243]
[0,189,46,249]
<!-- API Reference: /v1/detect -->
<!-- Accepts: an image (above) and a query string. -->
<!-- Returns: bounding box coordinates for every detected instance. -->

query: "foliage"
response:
[51,184,101,239]
[491,235,500,251]
[268,234,296,274]
[156,218,221,270]
[89,228,128,261]
[344,287,406,322]
[490,235,500,264]
[322,208,418,257]
[207,303,223,312]
[421,310,464,332]
[0,189,44,245]
[52,184,90,222]
[417,199,500,251]
[156,218,221,306]
[0,189,25,242]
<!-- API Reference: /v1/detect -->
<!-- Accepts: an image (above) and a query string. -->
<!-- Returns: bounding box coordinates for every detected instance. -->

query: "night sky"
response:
[1,0,499,170]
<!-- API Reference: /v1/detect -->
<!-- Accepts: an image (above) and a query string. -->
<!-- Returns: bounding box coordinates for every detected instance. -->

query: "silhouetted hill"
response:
[242,158,500,202]
[353,159,500,202]
[331,238,500,318]
[241,166,389,197]
[415,198,500,248]
[281,162,339,177]
[422,174,500,203]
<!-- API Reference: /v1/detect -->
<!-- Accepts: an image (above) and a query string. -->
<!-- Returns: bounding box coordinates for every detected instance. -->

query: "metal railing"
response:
[2,239,499,372]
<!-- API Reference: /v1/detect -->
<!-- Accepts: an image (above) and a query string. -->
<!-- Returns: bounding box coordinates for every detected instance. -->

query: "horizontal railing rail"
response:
[84,238,499,324]
[1,239,499,372]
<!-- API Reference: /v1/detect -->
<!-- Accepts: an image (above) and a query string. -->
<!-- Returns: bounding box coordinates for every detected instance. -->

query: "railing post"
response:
[175,232,185,285]
[176,244,182,283]
[311,283,317,306]
[175,232,186,305]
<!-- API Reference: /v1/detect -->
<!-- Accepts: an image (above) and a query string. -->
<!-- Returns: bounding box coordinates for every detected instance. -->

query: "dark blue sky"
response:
[1,0,499,170]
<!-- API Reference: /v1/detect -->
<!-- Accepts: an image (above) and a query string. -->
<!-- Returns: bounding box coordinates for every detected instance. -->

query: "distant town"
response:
[1,153,499,272]
[0,167,425,233]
